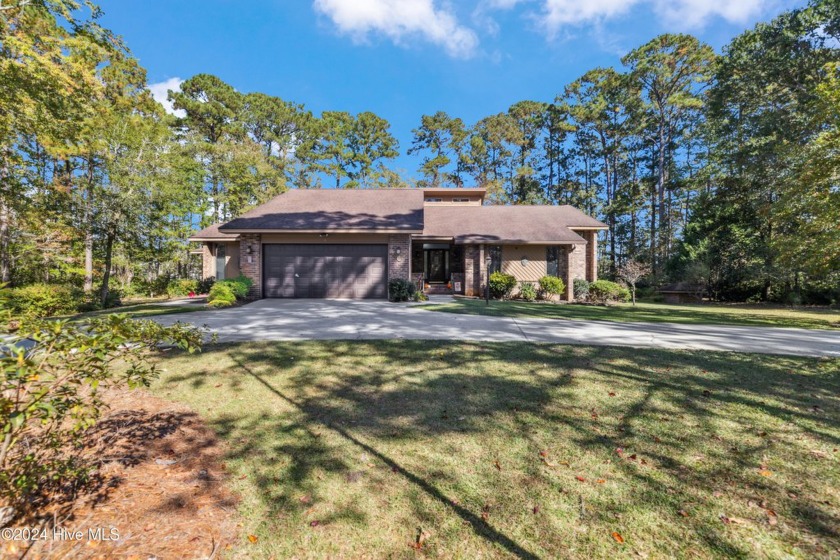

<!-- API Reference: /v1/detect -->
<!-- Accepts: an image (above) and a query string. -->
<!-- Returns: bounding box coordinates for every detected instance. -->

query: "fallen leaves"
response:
[494,460,502,471]
[758,469,773,477]
[611,531,624,544]
[247,534,258,544]
[575,475,586,482]
[409,527,431,550]
[481,504,491,521]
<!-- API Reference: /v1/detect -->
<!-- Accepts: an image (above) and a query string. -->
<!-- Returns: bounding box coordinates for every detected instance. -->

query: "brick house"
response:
[189,188,606,301]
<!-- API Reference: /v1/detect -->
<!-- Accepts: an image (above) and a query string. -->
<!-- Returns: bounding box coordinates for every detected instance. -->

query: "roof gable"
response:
[220,189,425,232]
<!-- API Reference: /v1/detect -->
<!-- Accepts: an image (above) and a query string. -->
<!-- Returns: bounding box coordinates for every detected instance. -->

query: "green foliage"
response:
[388,279,416,302]
[489,271,517,299]
[537,276,566,299]
[208,283,237,308]
[0,315,205,512]
[217,275,253,299]
[413,291,429,302]
[167,279,199,297]
[9,284,80,320]
[197,277,216,295]
[573,279,590,301]
[589,280,629,304]
[518,282,537,302]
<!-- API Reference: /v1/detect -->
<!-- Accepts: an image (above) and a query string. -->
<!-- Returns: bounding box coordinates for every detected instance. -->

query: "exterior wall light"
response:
[246,245,254,255]
[521,257,529,267]
[319,233,329,238]
[395,247,401,255]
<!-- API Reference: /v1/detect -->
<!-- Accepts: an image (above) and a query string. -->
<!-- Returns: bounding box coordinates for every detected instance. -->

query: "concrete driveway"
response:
[151,299,840,358]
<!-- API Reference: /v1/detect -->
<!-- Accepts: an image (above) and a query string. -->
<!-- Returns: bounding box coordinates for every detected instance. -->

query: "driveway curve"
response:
[150,299,840,358]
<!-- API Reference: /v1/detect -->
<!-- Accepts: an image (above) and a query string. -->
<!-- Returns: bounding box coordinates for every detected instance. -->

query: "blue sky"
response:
[97,0,804,180]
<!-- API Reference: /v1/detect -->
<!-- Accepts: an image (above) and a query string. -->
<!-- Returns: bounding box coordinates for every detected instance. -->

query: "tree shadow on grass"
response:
[157,341,840,558]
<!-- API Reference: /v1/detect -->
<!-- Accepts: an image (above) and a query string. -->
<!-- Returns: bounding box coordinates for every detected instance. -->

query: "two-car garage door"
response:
[263,244,388,299]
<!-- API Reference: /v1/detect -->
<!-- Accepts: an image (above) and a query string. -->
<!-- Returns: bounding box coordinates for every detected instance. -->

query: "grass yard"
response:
[69,301,208,321]
[419,299,840,330]
[152,341,840,559]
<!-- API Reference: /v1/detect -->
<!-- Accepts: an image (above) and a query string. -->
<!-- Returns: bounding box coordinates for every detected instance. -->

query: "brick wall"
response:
[201,243,214,279]
[388,234,410,281]
[463,244,482,297]
[585,231,598,282]
[239,233,262,298]
[565,243,587,301]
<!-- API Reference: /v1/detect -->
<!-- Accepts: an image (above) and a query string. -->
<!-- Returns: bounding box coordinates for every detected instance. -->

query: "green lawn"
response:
[419,299,840,330]
[152,341,840,559]
[69,301,208,321]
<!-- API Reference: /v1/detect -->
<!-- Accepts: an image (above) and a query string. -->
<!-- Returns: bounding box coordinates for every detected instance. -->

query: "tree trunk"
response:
[0,149,11,284]
[84,157,95,293]
[99,228,115,308]
[0,198,9,285]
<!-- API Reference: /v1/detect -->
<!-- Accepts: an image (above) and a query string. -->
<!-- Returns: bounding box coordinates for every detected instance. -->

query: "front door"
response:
[428,249,446,282]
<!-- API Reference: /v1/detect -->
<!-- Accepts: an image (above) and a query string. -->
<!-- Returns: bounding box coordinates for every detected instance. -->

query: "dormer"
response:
[423,188,486,206]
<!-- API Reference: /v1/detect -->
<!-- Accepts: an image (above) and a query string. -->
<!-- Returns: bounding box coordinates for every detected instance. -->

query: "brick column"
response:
[463,244,479,296]
[388,234,410,281]
[586,231,598,282]
[239,234,262,298]
[202,243,214,279]
[566,244,587,301]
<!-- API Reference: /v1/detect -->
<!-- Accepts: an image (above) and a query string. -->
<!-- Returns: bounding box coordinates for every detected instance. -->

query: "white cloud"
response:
[313,0,479,58]
[650,0,766,28]
[148,77,185,118]
[484,0,781,35]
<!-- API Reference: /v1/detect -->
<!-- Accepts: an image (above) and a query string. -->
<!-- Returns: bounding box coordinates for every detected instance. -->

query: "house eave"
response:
[217,228,424,234]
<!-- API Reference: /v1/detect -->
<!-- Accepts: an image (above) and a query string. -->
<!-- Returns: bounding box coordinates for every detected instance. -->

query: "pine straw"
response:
[3,388,239,559]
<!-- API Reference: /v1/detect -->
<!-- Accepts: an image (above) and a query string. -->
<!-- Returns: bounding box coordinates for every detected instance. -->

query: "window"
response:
[425,197,442,202]
[411,248,424,273]
[450,245,464,274]
[453,198,470,203]
[546,246,560,277]
[215,243,226,280]
[488,245,502,274]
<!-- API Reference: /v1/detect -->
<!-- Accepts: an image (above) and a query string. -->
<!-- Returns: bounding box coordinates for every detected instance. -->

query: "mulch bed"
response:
[3,389,240,559]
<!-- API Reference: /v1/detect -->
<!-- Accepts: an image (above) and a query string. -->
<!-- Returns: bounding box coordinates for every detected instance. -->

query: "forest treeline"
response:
[1,0,837,306]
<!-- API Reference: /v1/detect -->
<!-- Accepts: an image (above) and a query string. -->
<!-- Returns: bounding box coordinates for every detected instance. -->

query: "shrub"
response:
[519,282,537,302]
[413,291,429,302]
[208,283,237,308]
[217,275,253,299]
[167,278,198,298]
[589,280,628,304]
[537,276,565,300]
[489,271,517,299]
[573,278,590,301]
[9,284,79,320]
[0,315,205,517]
[389,278,416,302]
[196,277,216,295]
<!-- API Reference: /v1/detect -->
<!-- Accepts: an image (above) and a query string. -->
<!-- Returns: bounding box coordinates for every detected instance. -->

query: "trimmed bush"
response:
[196,277,216,295]
[208,283,237,308]
[217,275,253,299]
[489,271,517,299]
[573,278,590,301]
[537,276,565,300]
[167,278,199,298]
[519,281,537,302]
[589,280,628,304]
[9,284,79,319]
[389,278,416,302]
[413,291,429,302]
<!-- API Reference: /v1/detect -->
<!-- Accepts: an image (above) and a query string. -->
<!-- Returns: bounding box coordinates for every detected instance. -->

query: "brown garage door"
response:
[263,244,388,299]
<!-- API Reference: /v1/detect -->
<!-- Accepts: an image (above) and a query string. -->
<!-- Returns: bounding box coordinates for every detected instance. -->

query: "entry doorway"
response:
[422,244,450,283]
